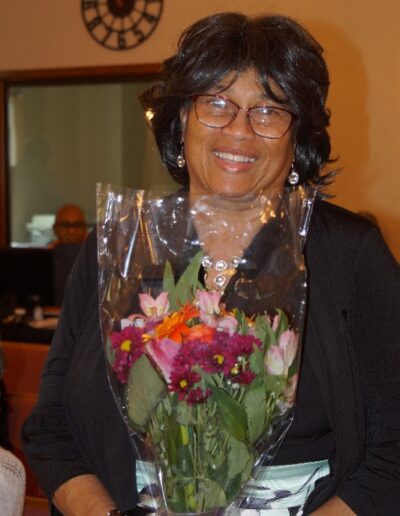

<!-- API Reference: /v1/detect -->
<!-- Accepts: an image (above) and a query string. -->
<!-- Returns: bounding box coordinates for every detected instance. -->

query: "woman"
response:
[22,12,400,515]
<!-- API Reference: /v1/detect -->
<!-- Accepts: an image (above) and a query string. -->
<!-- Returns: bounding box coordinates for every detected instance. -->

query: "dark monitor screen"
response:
[0,247,55,310]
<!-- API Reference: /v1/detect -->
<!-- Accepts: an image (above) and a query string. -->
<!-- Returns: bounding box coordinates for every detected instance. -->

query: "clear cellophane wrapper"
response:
[97,184,315,515]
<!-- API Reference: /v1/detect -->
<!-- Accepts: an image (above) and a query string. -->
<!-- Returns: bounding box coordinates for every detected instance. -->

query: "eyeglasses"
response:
[191,94,296,139]
[54,222,86,229]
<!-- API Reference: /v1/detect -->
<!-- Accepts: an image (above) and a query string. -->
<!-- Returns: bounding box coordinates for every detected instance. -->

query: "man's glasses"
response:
[191,94,296,139]
[54,222,86,229]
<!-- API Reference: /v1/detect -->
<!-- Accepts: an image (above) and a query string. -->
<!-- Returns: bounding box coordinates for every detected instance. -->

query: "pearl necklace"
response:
[201,255,244,290]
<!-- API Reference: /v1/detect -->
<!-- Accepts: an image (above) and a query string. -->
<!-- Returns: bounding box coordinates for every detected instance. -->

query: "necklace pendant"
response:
[202,254,242,291]
[214,273,227,289]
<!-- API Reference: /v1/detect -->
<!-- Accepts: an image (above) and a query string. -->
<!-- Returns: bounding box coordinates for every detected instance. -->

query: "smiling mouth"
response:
[213,151,256,164]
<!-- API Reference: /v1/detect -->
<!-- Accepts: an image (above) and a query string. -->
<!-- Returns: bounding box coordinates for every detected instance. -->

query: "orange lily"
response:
[155,304,199,343]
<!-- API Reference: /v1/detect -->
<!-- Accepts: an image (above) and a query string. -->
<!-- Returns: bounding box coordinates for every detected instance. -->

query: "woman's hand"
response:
[53,474,117,516]
[310,495,356,515]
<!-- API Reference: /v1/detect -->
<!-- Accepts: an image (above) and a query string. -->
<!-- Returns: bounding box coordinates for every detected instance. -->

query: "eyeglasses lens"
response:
[194,95,293,139]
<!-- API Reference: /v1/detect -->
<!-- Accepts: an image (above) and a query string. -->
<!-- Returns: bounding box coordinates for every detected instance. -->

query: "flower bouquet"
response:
[97,185,315,514]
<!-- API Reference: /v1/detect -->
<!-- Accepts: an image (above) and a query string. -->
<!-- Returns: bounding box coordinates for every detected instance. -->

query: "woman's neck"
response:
[189,192,280,290]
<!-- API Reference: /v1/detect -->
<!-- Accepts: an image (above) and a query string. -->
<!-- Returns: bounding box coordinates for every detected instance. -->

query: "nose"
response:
[221,109,254,139]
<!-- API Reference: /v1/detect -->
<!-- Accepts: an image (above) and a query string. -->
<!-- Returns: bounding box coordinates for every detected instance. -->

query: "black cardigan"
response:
[21,200,400,515]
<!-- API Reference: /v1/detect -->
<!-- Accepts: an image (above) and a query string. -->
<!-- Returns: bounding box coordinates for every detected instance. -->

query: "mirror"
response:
[5,71,177,247]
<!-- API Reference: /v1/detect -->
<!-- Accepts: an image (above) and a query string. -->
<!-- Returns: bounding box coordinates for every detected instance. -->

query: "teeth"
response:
[214,151,256,163]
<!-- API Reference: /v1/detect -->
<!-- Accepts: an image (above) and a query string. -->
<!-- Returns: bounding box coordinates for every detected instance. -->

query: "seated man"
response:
[51,204,88,305]
[52,204,87,246]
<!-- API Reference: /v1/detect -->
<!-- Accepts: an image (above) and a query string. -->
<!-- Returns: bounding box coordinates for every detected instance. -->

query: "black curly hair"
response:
[140,12,332,186]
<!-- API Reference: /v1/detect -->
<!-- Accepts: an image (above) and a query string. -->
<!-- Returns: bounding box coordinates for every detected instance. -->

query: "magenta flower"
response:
[139,292,170,317]
[169,369,201,400]
[186,387,212,405]
[231,369,257,385]
[110,325,145,383]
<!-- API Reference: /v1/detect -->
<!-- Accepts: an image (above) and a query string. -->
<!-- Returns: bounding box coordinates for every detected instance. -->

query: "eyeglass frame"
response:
[190,94,297,139]
[53,221,87,230]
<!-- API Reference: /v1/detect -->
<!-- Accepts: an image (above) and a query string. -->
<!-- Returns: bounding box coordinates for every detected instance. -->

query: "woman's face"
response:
[181,68,295,199]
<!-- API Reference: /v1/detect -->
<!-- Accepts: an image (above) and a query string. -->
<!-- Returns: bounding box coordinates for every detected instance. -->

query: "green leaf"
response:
[235,309,249,335]
[207,452,228,484]
[162,260,175,294]
[176,440,194,477]
[224,472,244,504]
[274,308,289,339]
[168,251,203,310]
[242,379,267,444]
[249,345,264,375]
[126,354,166,432]
[105,337,115,365]
[225,435,254,501]
[205,383,248,443]
[265,374,286,398]
[254,314,277,348]
[164,411,179,473]
[201,478,227,510]
[175,400,194,425]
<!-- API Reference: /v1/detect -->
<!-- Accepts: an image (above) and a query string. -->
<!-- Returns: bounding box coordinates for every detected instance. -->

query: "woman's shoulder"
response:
[310,199,380,252]
[312,199,377,234]
[307,199,386,278]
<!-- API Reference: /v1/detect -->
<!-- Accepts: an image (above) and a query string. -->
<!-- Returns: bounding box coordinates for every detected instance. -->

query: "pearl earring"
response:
[176,142,186,168]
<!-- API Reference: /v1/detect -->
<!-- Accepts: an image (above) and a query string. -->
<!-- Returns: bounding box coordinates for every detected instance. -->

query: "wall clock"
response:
[81,0,163,51]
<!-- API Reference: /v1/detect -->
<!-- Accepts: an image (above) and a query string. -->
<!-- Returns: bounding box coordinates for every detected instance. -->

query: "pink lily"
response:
[196,290,221,315]
[216,315,238,335]
[284,374,299,407]
[277,374,299,413]
[265,330,298,376]
[265,346,286,376]
[272,313,280,332]
[146,338,180,382]
[278,330,298,369]
[139,292,170,318]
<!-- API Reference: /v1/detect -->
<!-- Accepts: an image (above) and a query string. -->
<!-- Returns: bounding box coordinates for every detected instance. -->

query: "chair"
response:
[2,341,49,499]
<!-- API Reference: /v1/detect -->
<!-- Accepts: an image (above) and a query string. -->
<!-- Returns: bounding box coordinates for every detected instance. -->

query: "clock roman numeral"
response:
[82,0,98,9]
[143,13,157,23]
[88,16,102,31]
[132,28,145,42]
[118,33,126,49]
[102,29,112,45]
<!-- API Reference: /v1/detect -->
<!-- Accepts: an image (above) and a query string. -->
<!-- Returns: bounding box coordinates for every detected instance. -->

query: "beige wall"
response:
[1,0,399,259]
